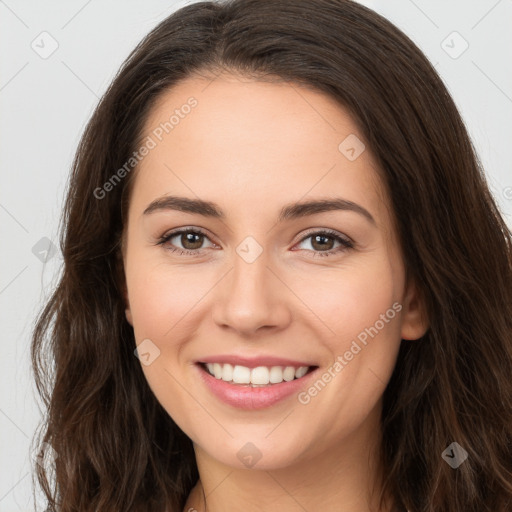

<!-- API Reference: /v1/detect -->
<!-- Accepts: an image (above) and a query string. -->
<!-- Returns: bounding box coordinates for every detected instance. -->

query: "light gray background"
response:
[1,1,511,510]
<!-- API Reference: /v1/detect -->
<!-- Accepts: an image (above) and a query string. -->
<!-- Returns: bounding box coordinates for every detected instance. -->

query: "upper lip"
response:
[197,355,317,369]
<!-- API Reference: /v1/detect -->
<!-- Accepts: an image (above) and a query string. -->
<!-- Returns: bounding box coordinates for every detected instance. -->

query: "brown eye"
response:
[178,231,205,250]
[294,230,354,257]
[157,228,216,255]
[310,234,336,251]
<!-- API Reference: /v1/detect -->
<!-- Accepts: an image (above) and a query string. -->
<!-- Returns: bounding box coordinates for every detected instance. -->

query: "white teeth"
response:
[251,366,270,385]
[220,363,233,382]
[282,366,295,382]
[213,363,223,379]
[232,365,251,384]
[269,366,283,383]
[204,363,311,385]
[295,366,308,378]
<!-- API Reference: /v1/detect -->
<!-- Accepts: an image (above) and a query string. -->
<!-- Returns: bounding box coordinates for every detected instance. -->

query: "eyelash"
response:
[156,227,354,258]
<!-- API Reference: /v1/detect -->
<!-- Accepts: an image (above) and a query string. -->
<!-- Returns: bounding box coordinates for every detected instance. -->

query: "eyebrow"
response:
[143,195,376,225]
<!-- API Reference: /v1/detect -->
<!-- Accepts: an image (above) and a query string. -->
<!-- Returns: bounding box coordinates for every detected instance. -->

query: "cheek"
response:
[294,257,399,342]
[293,262,402,421]
[124,257,207,428]
[125,255,216,342]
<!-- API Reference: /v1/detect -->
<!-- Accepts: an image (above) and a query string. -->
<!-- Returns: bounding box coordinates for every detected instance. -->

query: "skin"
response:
[122,72,428,512]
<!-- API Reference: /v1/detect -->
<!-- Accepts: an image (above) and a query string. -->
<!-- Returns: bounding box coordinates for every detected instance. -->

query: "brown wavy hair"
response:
[31,0,512,510]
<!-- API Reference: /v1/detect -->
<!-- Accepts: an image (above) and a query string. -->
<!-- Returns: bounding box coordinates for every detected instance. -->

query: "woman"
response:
[31,0,512,511]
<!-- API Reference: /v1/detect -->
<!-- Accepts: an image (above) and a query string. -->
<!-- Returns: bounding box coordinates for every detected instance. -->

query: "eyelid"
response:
[160,225,216,241]
[158,226,219,250]
[157,226,354,257]
[159,226,351,244]
[293,227,353,246]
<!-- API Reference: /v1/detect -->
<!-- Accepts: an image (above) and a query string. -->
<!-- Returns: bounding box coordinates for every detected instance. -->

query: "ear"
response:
[400,277,429,340]
[125,293,133,327]
[116,247,133,327]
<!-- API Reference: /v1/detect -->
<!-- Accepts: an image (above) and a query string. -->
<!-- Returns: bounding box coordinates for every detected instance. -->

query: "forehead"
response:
[130,73,390,229]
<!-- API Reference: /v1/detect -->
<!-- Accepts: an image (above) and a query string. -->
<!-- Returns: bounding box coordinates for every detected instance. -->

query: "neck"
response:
[183,402,393,512]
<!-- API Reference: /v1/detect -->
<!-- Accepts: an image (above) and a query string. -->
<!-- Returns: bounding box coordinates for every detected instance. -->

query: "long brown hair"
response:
[31,0,512,510]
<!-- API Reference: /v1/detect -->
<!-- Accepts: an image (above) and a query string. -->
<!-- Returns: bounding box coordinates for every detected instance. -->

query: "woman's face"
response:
[122,73,427,471]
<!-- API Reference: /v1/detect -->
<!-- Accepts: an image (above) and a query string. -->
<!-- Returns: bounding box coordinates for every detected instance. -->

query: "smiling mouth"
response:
[197,362,318,387]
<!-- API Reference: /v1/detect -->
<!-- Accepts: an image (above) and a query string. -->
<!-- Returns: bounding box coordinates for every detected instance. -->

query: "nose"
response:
[211,248,292,337]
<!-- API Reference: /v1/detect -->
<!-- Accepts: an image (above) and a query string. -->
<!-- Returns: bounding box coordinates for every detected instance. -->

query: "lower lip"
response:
[195,363,319,410]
